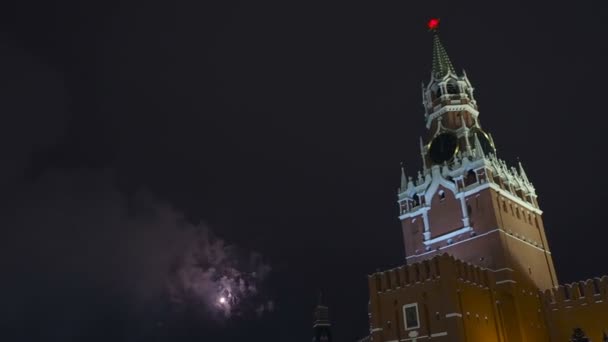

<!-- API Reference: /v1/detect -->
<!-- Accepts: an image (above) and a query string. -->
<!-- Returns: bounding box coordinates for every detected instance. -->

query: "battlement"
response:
[540,276,608,309]
[370,254,491,292]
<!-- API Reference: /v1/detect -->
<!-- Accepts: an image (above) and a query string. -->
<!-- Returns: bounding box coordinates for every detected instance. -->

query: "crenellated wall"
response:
[367,254,608,342]
[541,277,608,342]
[367,254,513,342]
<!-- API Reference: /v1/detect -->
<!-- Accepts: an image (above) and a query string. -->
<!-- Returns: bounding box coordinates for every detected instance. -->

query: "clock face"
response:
[468,128,496,155]
[429,132,458,164]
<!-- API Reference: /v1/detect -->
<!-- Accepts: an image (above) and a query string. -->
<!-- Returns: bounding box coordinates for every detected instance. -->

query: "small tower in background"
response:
[312,293,332,342]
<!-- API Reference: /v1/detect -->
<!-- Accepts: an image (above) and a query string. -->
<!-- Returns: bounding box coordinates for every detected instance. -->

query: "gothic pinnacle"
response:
[400,165,408,191]
[419,137,427,171]
[518,161,530,184]
[473,133,485,158]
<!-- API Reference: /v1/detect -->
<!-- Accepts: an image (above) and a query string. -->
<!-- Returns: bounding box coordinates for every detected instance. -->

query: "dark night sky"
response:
[1,1,607,341]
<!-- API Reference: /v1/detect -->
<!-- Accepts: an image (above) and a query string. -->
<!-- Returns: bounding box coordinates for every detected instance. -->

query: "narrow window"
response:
[386,272,392,289]
[465,170,477,186]
[412,195,420,207]
[438,190,445,201]
[403,303,421,330]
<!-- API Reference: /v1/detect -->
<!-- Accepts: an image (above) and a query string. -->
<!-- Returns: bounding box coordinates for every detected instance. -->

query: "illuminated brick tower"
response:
[312,294,332,342]
[397,20,557,291]
[363,19,608,342]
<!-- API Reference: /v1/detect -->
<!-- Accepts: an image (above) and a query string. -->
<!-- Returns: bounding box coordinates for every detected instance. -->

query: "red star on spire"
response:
[427,18,440,31]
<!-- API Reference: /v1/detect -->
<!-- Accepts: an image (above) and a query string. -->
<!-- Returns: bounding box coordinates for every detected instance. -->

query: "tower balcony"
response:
[429,94,473,111]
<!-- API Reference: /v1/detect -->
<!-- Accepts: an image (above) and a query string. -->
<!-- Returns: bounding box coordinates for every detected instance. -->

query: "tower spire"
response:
[428,19,456,79]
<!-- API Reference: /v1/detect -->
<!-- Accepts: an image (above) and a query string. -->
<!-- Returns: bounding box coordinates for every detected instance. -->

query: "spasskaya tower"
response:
[397,19,558,291]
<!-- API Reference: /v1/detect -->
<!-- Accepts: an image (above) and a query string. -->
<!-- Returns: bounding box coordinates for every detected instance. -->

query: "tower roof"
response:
[432,32,456,79]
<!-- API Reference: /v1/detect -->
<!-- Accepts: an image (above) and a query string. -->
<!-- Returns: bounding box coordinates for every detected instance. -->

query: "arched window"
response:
[431,85,441,100]
[412,194,420,207]
[438,190,446,201]
[465,170,477,186]
[446,82,459,95]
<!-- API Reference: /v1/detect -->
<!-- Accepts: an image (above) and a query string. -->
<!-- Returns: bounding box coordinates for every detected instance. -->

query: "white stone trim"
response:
[488,268,514,273]
[445,312,462,318]
[426,104,479,129]
[371,328,383,332]
[431,332,448,337]
[423,226,472,246]
[454,182,491,199]
[423,166,458,205]
[406,228,501,259]
[503,230,551,254]
[400,336,429,341]
[406,227,551,261]
[399,207,429,220]
[496,280,517,285]
[489,183,542,215]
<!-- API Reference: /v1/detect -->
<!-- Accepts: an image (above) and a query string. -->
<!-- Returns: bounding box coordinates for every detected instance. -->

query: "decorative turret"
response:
[312,293,332,342]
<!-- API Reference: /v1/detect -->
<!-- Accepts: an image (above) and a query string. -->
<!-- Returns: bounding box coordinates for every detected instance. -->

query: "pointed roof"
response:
[432,33,456,78]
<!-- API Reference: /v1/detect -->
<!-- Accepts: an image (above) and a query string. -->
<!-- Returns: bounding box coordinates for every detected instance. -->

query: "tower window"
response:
[402,303,420,330]
[446,82,459,95]
[438,190,445,201]
[465,170,477,186]
[412,195,420,207]
[516,208,521,219]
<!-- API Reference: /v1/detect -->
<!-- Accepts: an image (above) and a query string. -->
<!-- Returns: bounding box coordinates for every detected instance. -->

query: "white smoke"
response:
[0,168,273,338]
